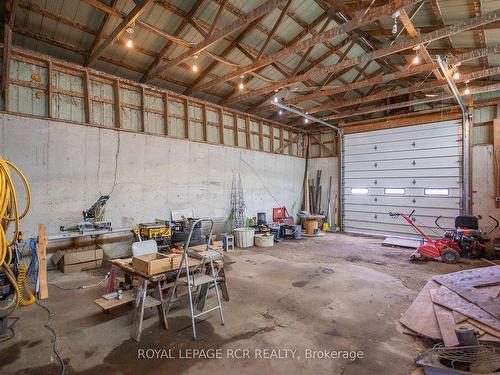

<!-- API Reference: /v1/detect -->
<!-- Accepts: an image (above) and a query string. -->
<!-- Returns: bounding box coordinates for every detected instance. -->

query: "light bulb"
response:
[273,96,278,103]
[126,38,133,48]
[453,71,459,80]
[278,110,283,116]
[392,22,397,35]
[192,63,198,72]
[238,82,244,90]
[464,87,470,95]
[412,55,420,65]
[304,118,309,124]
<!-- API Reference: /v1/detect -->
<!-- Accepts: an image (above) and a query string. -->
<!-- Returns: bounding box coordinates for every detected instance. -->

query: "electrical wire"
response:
[48,273,110,291]
[36,300,65,375]
[0,158,31,318]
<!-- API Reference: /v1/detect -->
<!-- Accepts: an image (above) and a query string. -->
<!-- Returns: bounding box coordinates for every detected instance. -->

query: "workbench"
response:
[96,251,228,341]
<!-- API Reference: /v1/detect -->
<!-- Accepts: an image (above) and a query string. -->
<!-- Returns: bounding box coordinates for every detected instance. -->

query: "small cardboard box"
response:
[132,253,178,275]
[52,246,103,273]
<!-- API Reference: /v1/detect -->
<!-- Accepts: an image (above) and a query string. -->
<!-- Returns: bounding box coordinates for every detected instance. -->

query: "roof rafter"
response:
[192,0,423,93]
[85,0,118,65]
[226,9,500,105]
[142,0,288,83]
[87,0,154,66]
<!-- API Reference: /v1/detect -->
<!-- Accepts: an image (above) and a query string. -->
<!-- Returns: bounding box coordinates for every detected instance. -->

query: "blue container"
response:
[293,224,302,240]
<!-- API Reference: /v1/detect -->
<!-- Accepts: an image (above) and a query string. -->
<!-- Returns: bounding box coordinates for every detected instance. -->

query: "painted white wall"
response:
[472,144,500,241]
[0,113,305,241]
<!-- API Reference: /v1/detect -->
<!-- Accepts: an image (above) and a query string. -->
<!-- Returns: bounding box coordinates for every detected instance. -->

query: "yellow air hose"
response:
[0,158,32,316]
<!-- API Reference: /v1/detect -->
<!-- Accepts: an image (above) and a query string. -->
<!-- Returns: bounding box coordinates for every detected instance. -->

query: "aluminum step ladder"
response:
[165,218,225,340]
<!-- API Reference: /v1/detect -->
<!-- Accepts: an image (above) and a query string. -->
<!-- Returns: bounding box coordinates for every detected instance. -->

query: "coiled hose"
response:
[0,158,31,317]
[17,263,35,306]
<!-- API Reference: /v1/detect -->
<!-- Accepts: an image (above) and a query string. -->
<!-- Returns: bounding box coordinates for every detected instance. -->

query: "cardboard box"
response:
[52,246,103,273]
[132,253,179,275]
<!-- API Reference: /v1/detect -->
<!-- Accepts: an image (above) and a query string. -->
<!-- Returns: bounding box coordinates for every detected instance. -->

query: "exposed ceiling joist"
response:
[192,0,423,93]
[87,0,154,66]
[226,9,500,105]
[141,0,288,83]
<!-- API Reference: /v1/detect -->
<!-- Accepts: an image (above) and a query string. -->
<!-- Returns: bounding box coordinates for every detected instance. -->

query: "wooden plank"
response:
[140,86,145,132]
[494,118,500,208]
[37,224,48,299]
[163,92,169,135]
[432,266,500,318]
[453,310,468,324]
[218,107,224,144]
[184,98,189,139]
[429,287,500,331]
[113,79,121,128]
[400,280,442,339]
[94,288,136,311]
[433,304,460,347]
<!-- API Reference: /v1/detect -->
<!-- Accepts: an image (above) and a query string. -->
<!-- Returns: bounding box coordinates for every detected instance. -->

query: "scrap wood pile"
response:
[400,265,500,347]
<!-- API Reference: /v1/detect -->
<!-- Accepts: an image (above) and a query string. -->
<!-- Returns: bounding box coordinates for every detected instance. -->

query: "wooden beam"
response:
[37,224,48,300]
[83,70,91,123]
[47,61,53,118]
[207,0,226,38]
[278,44,500,107]
[257,0,292,60]
[192,0,422,92]
[227,9,500,105]
[85,0,118,65]
[323,82,500,121]
[495,111,500,208]
[113,79,121,128]
[1,0,17,111]
[87,0,154,66]
[309,65,500,113]
[142,0,287,83]
[142,0,204,83]
[163,92,169,135]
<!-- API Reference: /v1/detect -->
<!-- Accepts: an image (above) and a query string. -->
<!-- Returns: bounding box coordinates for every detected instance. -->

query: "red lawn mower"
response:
[389,210,498,263]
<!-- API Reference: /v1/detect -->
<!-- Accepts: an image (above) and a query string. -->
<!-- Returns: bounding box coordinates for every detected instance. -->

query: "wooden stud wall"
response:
[0,46,306,158]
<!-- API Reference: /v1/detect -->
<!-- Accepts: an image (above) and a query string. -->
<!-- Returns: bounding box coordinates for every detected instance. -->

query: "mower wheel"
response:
[441,248,460,264]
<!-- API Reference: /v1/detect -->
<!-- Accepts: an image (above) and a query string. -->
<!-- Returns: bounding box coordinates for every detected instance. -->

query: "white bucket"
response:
[233,227,255,248]
[254,234,274,248]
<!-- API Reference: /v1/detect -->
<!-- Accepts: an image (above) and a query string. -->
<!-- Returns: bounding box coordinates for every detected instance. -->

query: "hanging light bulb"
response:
[278,110,283,116]
[463,80,470,95]
[391,11,400,35]
[238,75,245,90]
[412,54,420,65]
[273,96,278,103]
[125,24,135,48]
[304,118,309,124]
[453,69,460,80]
[192,54,199,73]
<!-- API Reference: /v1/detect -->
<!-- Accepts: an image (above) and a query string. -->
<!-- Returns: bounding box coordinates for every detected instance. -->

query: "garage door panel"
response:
[344,195,461,208]
[344,187,462,197]
[346,177,462,189]
[345,156,461,171]
[343,120,462,238]
[345,120,461,145]
[345,136,461,155]
[345,204,461,218]
[345,147,460,162]
[345,168,461,179]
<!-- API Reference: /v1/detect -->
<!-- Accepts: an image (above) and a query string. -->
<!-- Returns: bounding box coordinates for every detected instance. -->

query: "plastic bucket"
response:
[233,227,255,248]
[254,234,274,248]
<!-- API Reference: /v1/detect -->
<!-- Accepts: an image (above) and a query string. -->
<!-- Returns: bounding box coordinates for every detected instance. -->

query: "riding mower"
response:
[389,210,498,264]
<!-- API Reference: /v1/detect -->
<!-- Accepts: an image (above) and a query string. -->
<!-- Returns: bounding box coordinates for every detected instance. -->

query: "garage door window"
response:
[384,188,405,195]
[351,188,368,195]
[424,188,449,196]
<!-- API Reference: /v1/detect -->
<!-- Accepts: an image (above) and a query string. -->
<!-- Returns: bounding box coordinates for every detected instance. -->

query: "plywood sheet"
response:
[399,280,442,340]
[433,304,459,347]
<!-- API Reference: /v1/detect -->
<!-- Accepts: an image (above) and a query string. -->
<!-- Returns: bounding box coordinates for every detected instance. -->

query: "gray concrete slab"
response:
[0,233,477,375]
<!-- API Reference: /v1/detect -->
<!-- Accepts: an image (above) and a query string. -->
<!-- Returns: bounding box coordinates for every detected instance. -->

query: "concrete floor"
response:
[0,233,479,374]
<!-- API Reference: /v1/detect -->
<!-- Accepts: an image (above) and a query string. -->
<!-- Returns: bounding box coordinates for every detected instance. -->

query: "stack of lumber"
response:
[400,266,500,346]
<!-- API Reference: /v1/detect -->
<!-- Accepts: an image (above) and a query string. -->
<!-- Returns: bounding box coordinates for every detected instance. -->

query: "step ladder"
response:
[165,218,225,340]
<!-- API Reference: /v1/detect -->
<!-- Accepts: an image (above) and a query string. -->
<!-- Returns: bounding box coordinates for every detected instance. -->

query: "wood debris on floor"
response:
[400,265,500,347]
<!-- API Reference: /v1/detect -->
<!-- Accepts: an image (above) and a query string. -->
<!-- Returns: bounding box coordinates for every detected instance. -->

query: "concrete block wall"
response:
[0,113,305,244]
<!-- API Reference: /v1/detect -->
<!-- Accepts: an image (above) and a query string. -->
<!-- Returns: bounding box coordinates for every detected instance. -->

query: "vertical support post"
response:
[233,113,238,147]
[113,79,121,128]
[269,124,274,153]
[202,103,207,142]
[47,61,53,118]
[1,0,15,111]
[218,107,224,145]
[83,70,91,124]
[184,98,189,139]
[245,115,251,149]
[163,92,169,136]
[140,86,146,132]
[258,120,263,151]
[494,105,500,208]
[288,130,292,156]
[279,127,284,154]
[37,224,48,300]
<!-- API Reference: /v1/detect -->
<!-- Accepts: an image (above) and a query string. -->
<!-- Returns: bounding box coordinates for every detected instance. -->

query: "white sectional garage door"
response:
[343,120,463,238]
